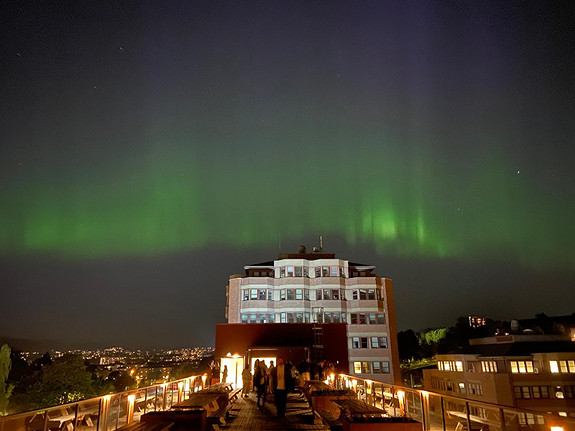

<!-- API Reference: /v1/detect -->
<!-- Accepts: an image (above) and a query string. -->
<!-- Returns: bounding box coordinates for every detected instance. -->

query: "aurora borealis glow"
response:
[1,1,574,346]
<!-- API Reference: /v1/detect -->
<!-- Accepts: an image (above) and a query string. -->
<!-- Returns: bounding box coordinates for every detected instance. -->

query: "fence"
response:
[333,373,575,431]
[0,375,205,431]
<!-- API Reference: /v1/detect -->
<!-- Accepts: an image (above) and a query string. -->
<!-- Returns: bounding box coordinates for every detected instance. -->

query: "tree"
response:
[39,354,94,406]
[106,371,136,393]
[0,345,14,415]
[397,330,421,360]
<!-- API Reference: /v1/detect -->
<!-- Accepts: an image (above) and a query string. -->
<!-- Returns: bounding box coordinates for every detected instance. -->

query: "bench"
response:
[117,420,174,431]
[228,388,242,403]
[315,409,342,431]
[207,404,234,426]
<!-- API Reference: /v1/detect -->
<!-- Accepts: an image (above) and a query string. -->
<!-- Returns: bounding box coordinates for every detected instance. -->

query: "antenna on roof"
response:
[313,235,323,253]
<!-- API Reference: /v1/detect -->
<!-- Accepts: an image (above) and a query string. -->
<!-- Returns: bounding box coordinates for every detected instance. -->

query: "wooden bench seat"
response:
[116,420,173,431]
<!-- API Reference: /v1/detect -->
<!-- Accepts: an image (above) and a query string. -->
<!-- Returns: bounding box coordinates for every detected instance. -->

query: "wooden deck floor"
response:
[220,391,329,430]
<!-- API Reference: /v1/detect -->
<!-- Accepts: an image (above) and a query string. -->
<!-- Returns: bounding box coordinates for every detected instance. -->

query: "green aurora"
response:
[1,131,572,270]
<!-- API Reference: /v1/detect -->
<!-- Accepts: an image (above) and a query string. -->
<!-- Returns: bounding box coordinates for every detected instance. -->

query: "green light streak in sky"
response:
[0,133,573,270]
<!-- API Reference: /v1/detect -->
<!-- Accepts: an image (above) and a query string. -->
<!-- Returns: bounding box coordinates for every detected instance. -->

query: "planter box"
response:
[341,416,421,431]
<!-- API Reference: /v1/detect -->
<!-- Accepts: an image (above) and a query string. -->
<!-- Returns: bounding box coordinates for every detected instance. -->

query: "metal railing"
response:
[332,373,575,431]
[0,375,206,431]
[2,373,574,431]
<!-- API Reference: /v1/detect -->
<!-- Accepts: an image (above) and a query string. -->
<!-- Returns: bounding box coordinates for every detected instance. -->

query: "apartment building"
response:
[224,247,400,384]
[423,335,575,423]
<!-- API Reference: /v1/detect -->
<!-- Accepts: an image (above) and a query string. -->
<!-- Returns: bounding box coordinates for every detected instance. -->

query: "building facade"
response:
[423,335,575,422]
[225,249,401,384]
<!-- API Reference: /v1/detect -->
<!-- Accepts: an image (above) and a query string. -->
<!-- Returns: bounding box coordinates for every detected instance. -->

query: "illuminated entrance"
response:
[220,354,244,389]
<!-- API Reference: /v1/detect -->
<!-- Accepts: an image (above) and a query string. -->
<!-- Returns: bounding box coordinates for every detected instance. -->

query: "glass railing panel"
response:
[76,398,100,431]
[426,393,446,431]
[0,412,30,431]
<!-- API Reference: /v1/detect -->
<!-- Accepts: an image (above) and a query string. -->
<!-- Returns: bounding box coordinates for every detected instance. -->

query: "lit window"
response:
[371,337,378,348]
[532,386,540,398]
[569,360,575,372]
[322,266,329,277]
[250,289,257,300]
[353,362,362,373]
[361,361,370,373]
[331,266,338,277]
[550,361,559,373]
[295,289,303,300]
[381,361,390,373]
[459,383,466,393]
[280,289,286,300]
[280,313,286,323]
[560,361,568,373]
[352,337,360,348]
[379,337,388,348]
[456,361,463,372]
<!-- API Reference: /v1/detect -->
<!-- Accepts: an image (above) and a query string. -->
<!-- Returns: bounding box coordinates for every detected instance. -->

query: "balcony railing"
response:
[332,373,575,431]
[0,375,205,431]
[1,373,574,431]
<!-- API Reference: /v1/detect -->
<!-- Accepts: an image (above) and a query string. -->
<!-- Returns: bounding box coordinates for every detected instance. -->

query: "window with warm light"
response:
[510,360,535,373]
[550,360,560,373]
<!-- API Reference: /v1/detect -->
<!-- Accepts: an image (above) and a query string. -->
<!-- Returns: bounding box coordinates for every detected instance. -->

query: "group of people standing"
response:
[241,357,294,418]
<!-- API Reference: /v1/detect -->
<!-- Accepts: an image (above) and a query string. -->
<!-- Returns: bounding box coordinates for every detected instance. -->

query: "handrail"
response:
[0,374,206,431]
[332,373,575,431]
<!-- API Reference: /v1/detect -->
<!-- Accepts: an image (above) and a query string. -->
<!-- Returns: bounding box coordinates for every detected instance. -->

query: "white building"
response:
[225,247,401,384]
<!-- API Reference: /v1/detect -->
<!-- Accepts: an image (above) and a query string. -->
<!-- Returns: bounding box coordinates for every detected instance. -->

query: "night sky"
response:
[1,1,574,348]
